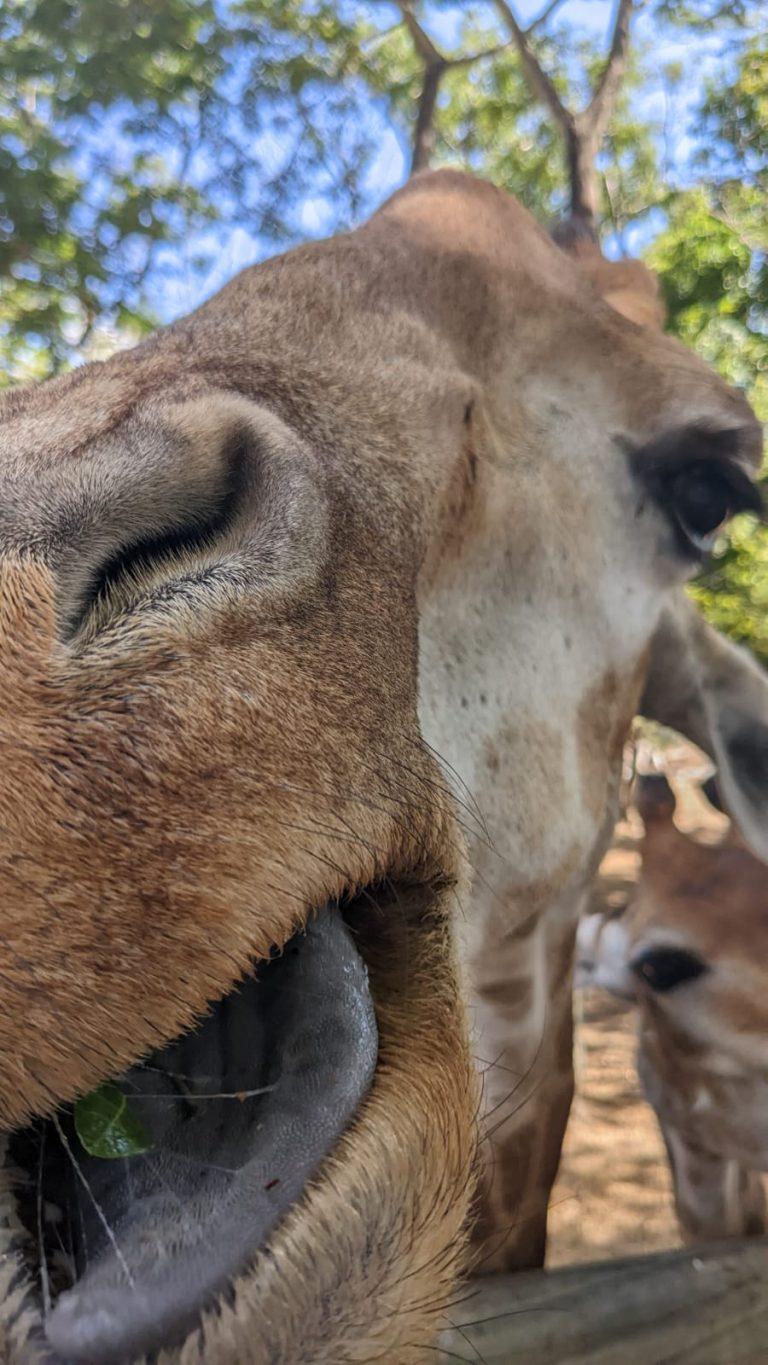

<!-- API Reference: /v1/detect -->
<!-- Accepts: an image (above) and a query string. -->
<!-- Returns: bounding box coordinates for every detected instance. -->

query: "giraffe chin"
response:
[9,908,377,1365]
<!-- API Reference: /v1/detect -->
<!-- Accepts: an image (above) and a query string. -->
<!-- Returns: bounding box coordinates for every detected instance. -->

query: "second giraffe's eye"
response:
[631,946,709,993]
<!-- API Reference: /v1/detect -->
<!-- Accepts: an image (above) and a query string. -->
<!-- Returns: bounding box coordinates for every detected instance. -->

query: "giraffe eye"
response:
[669,462,735,551]
[630,424,763,561]
[631,946,709,993]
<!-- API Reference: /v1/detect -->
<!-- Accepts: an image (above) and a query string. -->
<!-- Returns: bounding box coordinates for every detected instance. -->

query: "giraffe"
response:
[0,170,767,1360]
[577,771,768,1245]
[422,220,768,1273]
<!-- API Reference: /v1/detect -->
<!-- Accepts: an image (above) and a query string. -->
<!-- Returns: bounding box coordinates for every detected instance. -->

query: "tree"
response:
[0,0,226,377]
[5,0,752,380]
[0,0,382,380]
[490,0,633,238]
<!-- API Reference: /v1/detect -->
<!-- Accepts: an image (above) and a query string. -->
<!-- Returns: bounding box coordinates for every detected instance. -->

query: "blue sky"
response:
[115,2,740,327]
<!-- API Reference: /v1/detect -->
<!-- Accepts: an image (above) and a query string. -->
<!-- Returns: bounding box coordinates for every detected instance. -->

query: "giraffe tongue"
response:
[43,908,377,1364]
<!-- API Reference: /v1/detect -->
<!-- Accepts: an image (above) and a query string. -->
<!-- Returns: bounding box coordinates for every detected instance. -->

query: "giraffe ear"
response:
[640,595,768,863]
[555,228,666,331]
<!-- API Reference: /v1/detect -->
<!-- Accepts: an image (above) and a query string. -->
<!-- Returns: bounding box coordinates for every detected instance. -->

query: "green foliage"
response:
[2,1,754,372]
[74,1081,151,1159]
[689,518,768,663]
[0,0,222,378]
[221,1,381,238]
[645,33,768,662]
[652,0,762,30]
[429,35,567,218]
[0,0,683,381]
[699,34,768,181]
[648,187,767,412]
[0,0,382,380]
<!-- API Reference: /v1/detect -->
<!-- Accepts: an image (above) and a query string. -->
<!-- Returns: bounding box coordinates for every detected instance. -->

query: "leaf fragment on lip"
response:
[74,1081,152,1159]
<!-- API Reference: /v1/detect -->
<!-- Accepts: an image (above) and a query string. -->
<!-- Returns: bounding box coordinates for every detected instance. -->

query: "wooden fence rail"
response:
[438,1237,768,1363]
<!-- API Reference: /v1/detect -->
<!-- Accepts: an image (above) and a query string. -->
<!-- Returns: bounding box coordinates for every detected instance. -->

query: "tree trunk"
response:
[411,62,444,173]
[565,116,601,241]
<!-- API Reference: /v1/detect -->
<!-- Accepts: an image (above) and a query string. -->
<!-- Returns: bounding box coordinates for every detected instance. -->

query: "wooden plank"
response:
[438,1239,768,1363]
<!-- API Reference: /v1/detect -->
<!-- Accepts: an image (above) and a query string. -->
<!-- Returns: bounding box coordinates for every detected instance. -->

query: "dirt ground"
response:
[547,738,730,1268]
[548,984,679,1266]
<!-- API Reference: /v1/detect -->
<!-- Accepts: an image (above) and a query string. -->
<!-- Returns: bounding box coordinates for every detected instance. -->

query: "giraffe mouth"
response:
[6,904,378,1364]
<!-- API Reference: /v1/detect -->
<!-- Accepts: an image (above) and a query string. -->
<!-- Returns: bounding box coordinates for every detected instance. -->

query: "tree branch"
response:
[526,0,569,34]
[493,0,636,237]
[411,61,445,171]
[399,6,511,171]
[452,40,510,70]
[399,6,445,69]
[492,0,574,134]
[397,7,447,173]
[586,0,634,137]
[400,5,509,71]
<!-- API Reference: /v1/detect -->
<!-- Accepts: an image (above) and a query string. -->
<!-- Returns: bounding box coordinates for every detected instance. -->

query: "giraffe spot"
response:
[501,908,540,943]
[476,976,533,1021]
[576,653,648,821]
[484,742,500,774]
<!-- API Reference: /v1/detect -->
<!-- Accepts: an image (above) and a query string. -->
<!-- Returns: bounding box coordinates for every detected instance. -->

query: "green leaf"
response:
[74,1082,151,1160]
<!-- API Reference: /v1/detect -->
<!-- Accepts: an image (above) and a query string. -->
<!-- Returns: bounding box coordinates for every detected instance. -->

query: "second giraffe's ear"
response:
[640,594,768,863]
[634,773,677,827]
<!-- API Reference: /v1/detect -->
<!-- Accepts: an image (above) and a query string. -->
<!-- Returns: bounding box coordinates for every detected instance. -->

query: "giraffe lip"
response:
[12,906,378,1365]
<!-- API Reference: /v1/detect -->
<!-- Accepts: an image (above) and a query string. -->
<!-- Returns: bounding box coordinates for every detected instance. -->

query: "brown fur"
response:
[0,169,764,1355]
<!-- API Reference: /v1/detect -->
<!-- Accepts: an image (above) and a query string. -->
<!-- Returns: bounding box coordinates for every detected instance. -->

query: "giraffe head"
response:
[613,773,768,1076]
[1,169,767,1358]
[577,771,768,1194]
[579,769,768,1058]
